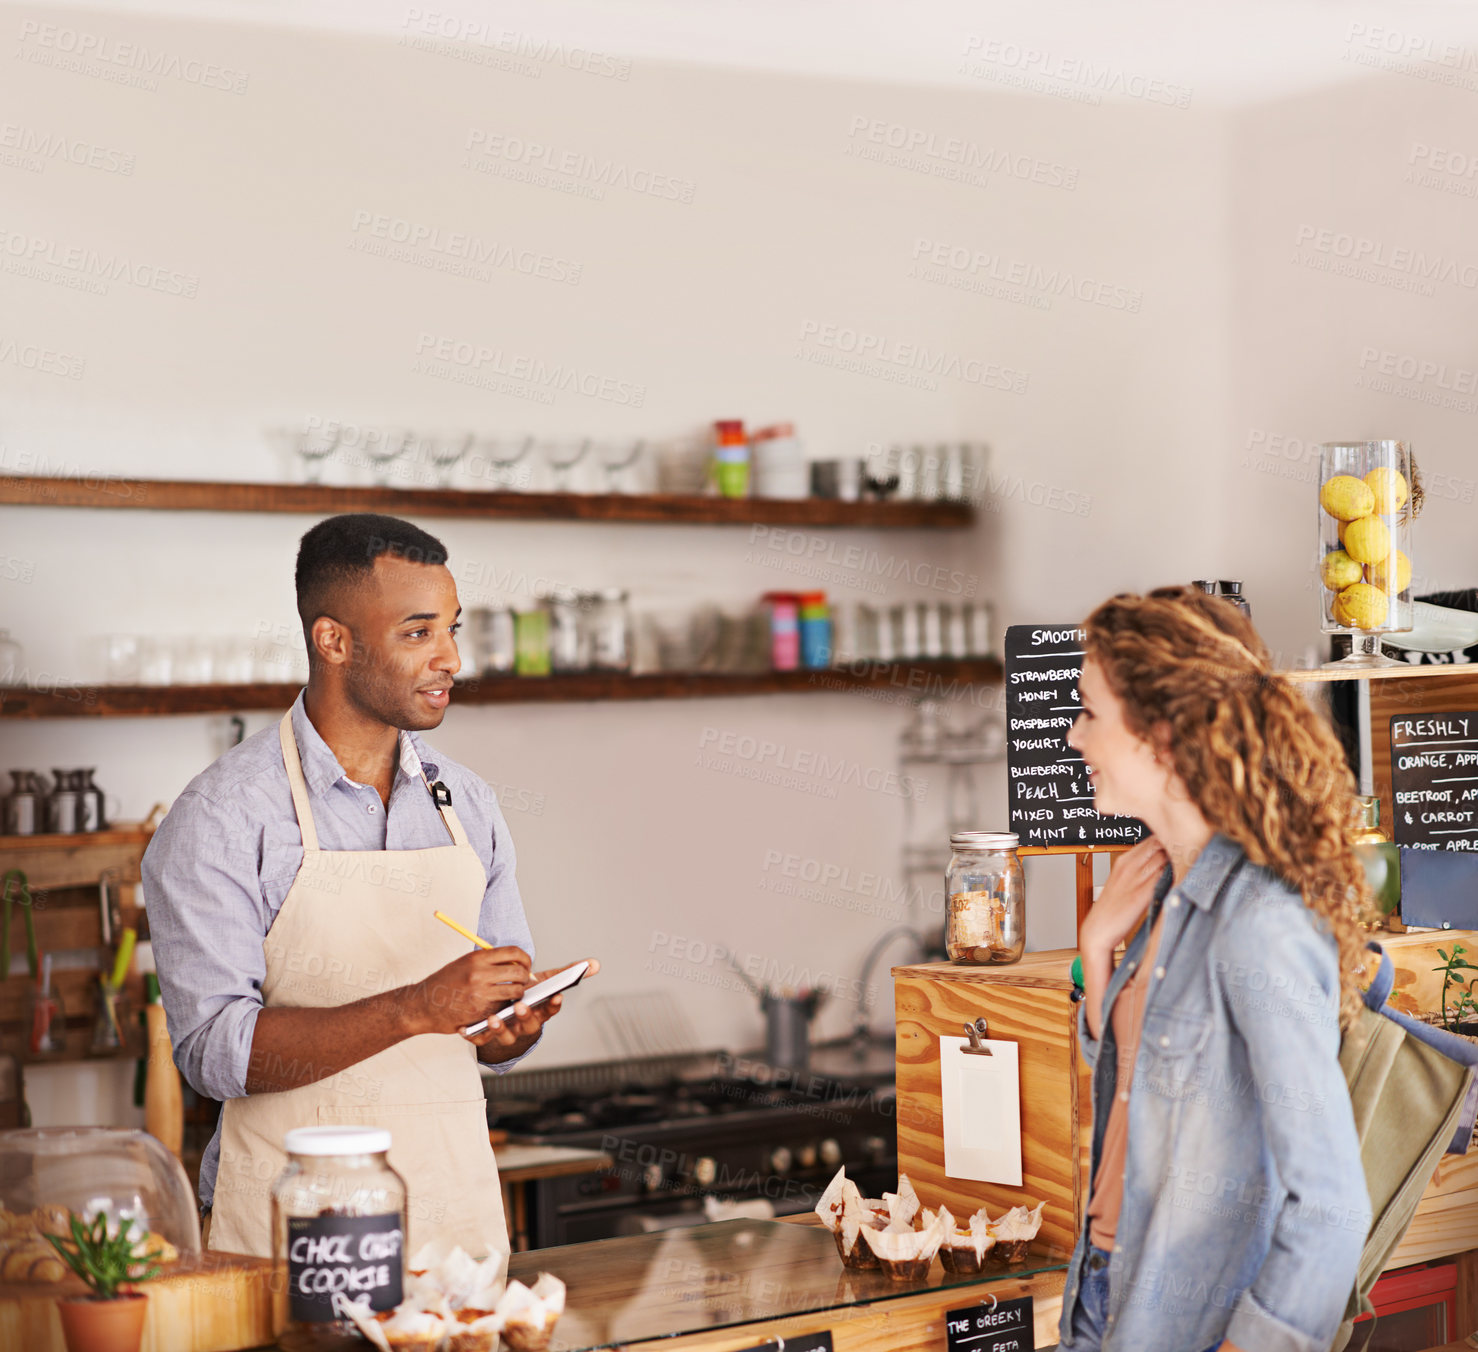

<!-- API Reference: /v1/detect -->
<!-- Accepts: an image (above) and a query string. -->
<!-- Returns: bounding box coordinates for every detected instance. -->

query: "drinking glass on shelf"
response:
[364,428,412,486]
[888,444,920,500]
[472,435,535,491]
[272,424,340,484]
[597,439,645,493]
[217,640,256,684]
[422,431,474,488]
[138,639,174,686]
[543,437,592,492]
[653,436,710,495]
[176,639,215,685]
[863,445,900,500]
[101,634,140,684]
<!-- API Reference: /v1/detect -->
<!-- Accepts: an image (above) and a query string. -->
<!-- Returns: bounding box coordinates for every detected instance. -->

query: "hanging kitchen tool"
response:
[98,867,121,947]
[0,870,38,981]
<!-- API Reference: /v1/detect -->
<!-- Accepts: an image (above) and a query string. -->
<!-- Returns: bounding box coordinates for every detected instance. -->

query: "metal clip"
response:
[962,1017,992,1056]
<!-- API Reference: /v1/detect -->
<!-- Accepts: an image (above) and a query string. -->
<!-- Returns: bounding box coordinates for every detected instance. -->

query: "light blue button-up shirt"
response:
[1059,834,1369,1352]
[142,692,536,1207]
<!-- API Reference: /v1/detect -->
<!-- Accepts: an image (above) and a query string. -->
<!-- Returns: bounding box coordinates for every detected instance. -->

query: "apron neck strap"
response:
[278,713,320,853]
[422,774,472,849]
[279,711,475,853]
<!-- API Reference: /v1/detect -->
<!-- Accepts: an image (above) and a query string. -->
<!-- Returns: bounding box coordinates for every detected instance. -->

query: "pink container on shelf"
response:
[762,592,801,671]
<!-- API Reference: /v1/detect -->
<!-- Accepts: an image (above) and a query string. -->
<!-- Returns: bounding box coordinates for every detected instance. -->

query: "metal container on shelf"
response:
[3,770,42,835]
[77,768,107,832]
[945,830,1025,965]
[45,770,81,835]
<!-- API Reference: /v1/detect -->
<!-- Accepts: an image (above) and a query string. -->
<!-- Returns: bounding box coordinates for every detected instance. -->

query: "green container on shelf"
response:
[514,610,550,677]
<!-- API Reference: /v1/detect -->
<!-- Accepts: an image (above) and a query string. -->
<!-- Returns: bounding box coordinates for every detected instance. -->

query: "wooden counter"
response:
[504,1217,1069,1351]
[894,934,1478,1277]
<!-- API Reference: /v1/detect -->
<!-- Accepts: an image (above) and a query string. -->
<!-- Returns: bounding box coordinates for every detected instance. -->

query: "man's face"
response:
[332,555,463,731]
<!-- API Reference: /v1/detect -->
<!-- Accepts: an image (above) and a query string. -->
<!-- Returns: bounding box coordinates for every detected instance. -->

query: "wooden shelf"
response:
[0,827,153,853]
[0,660,1004,720]
[0,474,974,529]
[1281,663,1478,684]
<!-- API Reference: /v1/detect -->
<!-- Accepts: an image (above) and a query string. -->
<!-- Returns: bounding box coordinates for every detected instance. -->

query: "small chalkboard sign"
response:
[1004,624,1146,848]
[1390,710,1478,851]
[733,1333,833,1352]
[286,1211,403,1323]
[945,1295,1034,1351]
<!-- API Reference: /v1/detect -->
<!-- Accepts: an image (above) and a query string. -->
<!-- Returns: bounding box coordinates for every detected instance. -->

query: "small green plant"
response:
[1433,945,1478,1034]
[43,1211,163,1301]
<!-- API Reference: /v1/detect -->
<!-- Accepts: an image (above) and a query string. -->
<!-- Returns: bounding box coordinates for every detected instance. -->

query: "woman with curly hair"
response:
[1057,586,1372,1352]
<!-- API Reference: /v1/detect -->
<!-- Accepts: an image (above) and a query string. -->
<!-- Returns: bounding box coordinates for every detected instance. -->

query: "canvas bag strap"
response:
[1362,941,1395,1011]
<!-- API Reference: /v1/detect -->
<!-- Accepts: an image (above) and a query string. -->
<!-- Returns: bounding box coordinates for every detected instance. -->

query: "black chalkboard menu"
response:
[1390,710,1478,851]
[1004,623,1146,848]
[945,1295,1034,1352]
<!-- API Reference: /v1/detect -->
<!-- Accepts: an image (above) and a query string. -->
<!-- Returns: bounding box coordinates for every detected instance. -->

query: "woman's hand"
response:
[1079,837,1169,961]
[1079,837,1167,1041]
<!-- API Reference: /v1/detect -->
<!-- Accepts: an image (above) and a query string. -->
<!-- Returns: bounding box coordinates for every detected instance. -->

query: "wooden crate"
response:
[893,951,1089,1259]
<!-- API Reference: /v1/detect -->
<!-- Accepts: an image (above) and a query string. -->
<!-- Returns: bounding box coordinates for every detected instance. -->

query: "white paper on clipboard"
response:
[939,1036,1022,1186]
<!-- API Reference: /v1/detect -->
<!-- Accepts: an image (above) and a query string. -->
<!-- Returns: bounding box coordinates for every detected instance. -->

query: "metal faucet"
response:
[852,924,930,1046]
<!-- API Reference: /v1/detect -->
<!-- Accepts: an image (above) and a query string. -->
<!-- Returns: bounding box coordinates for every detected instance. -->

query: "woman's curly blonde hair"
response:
[1084,585,1372,1027]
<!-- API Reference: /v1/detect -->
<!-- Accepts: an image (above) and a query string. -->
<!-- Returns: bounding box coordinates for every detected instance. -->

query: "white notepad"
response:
[939,1035,1023,1186]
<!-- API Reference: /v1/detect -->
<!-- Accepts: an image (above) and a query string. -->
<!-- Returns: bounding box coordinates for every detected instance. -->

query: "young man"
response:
[144,513,593,1259]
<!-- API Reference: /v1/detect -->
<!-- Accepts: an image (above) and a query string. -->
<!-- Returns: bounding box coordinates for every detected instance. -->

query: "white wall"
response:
[5,5,1471,1105]
[1221,72,1478,656]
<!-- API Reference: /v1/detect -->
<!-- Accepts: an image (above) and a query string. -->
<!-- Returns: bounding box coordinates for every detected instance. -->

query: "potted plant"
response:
[43,1210,163,1352]
[1433,945,1478,1038]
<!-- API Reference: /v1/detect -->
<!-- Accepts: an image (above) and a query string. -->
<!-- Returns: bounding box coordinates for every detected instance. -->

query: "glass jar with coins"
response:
[946,831,1025,964]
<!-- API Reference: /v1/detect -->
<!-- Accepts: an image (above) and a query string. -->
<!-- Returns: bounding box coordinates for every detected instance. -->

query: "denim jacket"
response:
[1058,834,1370,1352]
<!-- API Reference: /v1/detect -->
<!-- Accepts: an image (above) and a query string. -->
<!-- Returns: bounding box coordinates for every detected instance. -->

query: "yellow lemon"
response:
[1343,514,1391,565]
[1321,550,1363,590]
[1320,474,1375,521]
[1366,548,1412,595]
[1364,467,1409,515]
[1335,582,1389,630]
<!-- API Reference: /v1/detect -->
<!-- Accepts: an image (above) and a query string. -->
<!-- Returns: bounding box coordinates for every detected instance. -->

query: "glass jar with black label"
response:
[272,1126,407,1351]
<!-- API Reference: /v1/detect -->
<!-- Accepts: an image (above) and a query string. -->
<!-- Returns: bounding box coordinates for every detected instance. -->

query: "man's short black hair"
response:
[295,513,449,640]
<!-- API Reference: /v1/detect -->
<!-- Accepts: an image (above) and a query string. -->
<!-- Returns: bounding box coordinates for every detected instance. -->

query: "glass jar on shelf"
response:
[589,589,632,672]
[545,588,590,673]
[1318,440,1417,668]
[945,831,1025,964]
[469,607,516,676]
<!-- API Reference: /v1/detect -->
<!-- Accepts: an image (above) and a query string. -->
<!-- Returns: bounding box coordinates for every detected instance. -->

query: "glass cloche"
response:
[0,1128,201,1277]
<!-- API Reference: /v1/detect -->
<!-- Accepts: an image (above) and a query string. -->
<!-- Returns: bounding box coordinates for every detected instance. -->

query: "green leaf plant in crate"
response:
[1433,944,1478,1036]
[42,1210,163,1352]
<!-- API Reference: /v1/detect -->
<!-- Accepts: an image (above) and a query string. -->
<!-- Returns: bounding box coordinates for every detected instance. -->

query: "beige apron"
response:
[209,714,508,1261]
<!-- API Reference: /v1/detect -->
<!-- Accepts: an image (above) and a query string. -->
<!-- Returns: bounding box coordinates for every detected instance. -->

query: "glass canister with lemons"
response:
[1318,440,1417,668]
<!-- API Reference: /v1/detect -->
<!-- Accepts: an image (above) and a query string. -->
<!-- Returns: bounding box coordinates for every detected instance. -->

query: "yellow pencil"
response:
[433,910,492,950]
